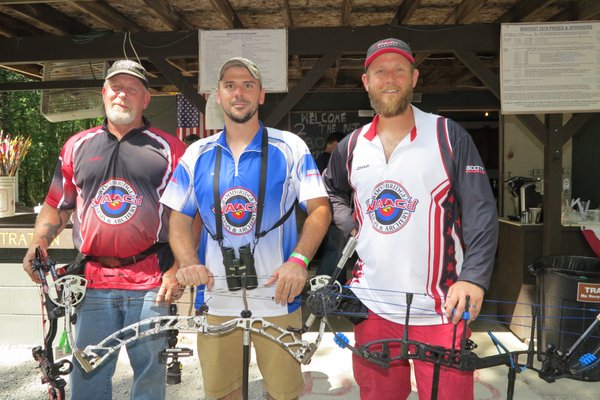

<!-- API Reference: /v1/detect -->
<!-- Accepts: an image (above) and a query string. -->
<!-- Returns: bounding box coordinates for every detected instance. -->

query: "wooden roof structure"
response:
[1,1,598,103]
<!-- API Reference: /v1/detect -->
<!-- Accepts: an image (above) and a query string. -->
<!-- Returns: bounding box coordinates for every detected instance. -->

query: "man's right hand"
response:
[23,246,43,283]
[176,264,214,289]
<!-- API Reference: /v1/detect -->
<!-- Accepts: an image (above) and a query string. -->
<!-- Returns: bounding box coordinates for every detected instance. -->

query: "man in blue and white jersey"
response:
[160,57,330,400]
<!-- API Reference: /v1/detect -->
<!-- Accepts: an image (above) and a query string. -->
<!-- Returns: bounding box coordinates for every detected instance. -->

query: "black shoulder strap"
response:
[211,128,293,244]
[253,128,269,238]
[213,144,223,243]
[256,202,295,238]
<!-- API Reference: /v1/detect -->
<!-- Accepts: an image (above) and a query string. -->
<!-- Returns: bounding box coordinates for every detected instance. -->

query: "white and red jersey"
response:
[324,106,498,325]
[46,119,186,290]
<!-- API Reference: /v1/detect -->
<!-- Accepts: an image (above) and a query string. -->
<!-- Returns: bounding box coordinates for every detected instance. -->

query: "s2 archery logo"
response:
[219,187,257,235]
[366,180,418,234]
[92,179,143,224]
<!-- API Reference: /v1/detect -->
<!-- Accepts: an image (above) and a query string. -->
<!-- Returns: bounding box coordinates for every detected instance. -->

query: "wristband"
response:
[289,252,310,269]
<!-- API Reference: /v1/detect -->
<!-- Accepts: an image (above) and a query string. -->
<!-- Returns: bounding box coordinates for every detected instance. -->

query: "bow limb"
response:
[74,314,326,373]
[74,315,206,372]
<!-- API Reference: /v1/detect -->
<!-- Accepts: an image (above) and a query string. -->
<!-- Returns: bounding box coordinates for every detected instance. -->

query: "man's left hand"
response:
[265,262,308,305]
[157,273,183,303]
[443,280,484,325]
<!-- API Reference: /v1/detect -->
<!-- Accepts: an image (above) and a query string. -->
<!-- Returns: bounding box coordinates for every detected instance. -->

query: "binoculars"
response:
[221,245,258,291]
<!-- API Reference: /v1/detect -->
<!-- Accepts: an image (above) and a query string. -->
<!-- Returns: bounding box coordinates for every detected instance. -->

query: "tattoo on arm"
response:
[40,209,71,245]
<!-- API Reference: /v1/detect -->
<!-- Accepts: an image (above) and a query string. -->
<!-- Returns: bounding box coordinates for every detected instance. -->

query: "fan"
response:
[40,61,107,122]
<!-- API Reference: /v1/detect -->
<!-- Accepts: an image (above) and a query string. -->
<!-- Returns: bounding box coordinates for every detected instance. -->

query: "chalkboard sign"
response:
[289,111,369,156]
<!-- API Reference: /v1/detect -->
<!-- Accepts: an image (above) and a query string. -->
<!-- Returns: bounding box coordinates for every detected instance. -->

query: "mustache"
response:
[111,101,131,109]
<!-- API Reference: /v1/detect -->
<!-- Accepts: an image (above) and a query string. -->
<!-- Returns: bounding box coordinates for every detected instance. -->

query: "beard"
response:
[222,100,258,124]
[106,104,136,125]
[368,86,413,118]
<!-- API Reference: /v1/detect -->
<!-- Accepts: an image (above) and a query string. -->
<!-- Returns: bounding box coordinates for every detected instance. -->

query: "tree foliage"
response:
[0,70,102,207]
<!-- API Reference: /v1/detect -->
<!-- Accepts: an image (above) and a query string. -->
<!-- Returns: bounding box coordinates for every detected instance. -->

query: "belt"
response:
[88,253,152,268]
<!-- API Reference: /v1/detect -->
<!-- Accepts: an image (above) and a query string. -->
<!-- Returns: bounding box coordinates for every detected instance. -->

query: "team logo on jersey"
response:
[219,187,257,235]
[365,180,418,234]
[92,179,143,224]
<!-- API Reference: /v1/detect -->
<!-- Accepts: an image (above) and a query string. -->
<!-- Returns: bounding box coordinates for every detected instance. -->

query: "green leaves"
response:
[0,69,102,206]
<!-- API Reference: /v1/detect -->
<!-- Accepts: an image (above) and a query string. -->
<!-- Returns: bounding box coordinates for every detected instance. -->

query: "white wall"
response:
[0,263,45,344]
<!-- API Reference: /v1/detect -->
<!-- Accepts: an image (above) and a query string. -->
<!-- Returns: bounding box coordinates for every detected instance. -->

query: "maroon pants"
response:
[353,312,474,400]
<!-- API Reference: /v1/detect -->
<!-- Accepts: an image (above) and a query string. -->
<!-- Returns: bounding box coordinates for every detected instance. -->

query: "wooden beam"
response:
[0,10,44,36]
[0,63,40,78]
[277,0,293,27]
[453,49,499,99]
[208,0,244,29]
[0,0,95,3]
[265,50,342,127]
[70,1,142,32]
[542,114,563,255]
[390,0,421,25]
[515,114,546,144]
[331,58,341,87]
[0,76,187,91]
[149,57,206,112]
[3,3,89,35]
[549,0,600,21]
[341,0,352,26]
[288,25,500,55]
[141,0,194,31]
[443,0,487,24]
[167,59,194,77]
[413,0,486,84]
[0,25,501,65]
[496,0,554,23]
[558,113,595,145]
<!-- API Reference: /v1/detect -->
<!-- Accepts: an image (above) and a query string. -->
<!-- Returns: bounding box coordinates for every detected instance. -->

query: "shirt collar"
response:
[364,106,417,142]
[218,121,265,152]
[102,116,150,139]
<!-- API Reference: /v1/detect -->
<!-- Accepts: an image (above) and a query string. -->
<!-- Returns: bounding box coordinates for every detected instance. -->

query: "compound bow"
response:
[30,238,359,400]
[31,248,86,400]
[32,235,600,400]
[306,280,600,400]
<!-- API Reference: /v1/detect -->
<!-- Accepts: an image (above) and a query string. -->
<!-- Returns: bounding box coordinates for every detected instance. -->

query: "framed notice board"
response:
[288,111,369,156]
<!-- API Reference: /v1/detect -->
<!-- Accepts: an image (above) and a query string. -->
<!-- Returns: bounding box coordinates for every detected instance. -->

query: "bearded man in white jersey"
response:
[323,38,498,400]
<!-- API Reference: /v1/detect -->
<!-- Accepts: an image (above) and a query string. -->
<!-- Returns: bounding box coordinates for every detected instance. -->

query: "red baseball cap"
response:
[364,38,415,70]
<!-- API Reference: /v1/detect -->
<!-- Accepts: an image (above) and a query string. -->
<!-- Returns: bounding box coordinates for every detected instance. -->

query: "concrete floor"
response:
[3,313,599,399]
[161,318,600,400]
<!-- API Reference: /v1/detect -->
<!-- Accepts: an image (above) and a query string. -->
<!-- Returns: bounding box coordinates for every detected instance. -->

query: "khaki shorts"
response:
[197,309,304,400]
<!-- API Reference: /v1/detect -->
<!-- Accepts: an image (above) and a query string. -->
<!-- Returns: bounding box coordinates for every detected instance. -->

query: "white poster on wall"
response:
[500,21,600,114]
[198,29,288,93]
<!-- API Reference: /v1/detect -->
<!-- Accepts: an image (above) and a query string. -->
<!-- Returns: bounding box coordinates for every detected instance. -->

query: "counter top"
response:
[0,213,38,227]
[498,217,596,231]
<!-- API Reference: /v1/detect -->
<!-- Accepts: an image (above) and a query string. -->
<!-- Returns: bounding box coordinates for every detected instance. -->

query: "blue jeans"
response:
[69,288,168,400]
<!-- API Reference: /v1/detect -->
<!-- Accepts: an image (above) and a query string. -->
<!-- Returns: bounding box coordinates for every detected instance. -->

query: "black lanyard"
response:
[210,128,295,250]
[212,128,269,249]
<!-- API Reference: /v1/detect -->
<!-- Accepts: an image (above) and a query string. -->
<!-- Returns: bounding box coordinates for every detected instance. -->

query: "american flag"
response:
[176,94,217,140]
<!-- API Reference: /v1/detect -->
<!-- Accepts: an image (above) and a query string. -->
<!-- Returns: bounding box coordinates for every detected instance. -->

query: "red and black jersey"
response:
[46,119,186,289]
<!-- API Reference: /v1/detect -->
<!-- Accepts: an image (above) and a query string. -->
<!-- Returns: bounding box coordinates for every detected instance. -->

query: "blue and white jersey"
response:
[161,124,327,317]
